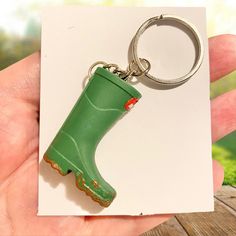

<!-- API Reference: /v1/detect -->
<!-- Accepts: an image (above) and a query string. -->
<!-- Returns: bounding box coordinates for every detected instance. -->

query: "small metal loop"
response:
[118,69,132,81]
[131,14,204,86]
[88,61,108,78]
[113,68,127,76]
[128,58,151,77]
[87,61,131,82]
[104,63,119,71]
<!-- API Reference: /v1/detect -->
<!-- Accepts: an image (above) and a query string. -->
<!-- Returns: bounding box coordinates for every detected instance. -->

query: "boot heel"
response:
[43,153,71,176]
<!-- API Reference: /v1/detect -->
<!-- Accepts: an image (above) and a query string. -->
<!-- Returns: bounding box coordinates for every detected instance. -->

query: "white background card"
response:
[39,6,213,215]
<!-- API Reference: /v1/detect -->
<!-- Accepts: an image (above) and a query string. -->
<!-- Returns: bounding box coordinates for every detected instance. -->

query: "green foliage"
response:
[213,133,236,185]
[0,28,40,70]
[211,71,236,99]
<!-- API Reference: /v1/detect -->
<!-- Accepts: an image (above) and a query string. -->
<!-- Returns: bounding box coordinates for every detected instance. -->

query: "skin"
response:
[0,34,235,236]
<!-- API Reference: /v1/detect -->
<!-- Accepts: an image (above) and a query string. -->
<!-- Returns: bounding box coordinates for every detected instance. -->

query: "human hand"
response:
[0,34,235,236]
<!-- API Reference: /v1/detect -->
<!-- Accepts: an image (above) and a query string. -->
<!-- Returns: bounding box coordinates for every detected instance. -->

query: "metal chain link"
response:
[87,58,151,83]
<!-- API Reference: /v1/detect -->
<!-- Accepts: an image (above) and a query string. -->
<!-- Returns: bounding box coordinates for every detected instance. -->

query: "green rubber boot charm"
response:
[44,67,141,207]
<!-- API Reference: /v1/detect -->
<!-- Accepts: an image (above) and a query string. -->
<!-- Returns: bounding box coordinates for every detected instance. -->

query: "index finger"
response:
[209,34,236,82]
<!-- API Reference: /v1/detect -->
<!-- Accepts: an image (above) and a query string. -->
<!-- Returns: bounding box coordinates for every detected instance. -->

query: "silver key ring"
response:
[131,14,204,86]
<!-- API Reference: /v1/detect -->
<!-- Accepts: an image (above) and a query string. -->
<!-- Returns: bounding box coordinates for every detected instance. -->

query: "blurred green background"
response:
[0,0,235,184]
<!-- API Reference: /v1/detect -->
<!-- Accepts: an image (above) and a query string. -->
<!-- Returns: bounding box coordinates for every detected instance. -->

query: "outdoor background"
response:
[0,0,235,184]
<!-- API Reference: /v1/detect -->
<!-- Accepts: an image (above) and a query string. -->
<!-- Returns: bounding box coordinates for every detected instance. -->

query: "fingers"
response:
[209,34,236,82]
[85,160,224,236]
[209,35,236,141]
[0,53,40,182]
[0,52,40,106]
[211,89,236,142]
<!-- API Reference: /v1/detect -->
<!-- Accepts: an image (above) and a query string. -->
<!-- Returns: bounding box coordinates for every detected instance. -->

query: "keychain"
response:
[44,14,204,207]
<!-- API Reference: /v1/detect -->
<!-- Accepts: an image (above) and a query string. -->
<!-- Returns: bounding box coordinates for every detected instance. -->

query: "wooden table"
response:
[142,186,236,236]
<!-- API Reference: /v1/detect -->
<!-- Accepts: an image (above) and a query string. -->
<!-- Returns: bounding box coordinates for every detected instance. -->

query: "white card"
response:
[38,6,213,216]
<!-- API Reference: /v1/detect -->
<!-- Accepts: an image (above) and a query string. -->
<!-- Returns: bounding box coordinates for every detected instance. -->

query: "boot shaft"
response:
[60,67,142,147]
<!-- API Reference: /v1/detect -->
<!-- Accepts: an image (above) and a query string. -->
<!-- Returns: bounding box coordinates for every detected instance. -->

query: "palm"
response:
[0,35,235,236]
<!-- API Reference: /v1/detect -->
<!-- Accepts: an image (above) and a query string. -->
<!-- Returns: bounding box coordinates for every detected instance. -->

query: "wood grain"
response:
[215,185,236,211]
[141,217,188,236]
[142,186,236,236]
[176,199,236,236]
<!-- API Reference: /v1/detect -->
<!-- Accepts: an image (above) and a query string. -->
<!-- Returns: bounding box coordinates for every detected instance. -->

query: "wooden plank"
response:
[215,186,236,211]
[141,217,188,236]
[176,199,236,236]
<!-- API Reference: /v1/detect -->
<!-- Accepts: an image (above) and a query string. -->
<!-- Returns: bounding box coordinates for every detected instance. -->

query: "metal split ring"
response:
[131,14,204,86]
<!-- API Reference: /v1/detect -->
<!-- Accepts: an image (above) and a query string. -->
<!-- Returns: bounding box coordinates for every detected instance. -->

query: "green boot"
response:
[44,67,141,207]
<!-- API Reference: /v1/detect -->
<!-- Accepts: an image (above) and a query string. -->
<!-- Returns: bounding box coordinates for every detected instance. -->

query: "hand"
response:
[0,34,235,236]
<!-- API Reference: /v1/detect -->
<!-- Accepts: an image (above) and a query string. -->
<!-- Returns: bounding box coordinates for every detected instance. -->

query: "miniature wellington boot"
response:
[44,67,142,207]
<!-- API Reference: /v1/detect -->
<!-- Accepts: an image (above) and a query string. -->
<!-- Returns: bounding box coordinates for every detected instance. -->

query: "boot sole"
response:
[43,154,112,207]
